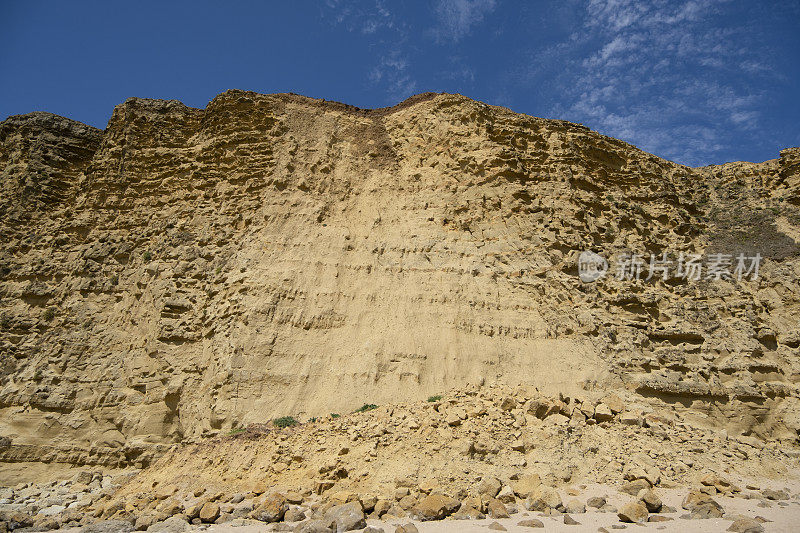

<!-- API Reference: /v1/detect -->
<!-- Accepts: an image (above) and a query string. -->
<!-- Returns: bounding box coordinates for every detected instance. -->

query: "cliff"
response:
[1,91,799,470]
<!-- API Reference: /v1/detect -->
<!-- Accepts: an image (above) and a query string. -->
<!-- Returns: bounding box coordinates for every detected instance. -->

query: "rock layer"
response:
[0,91,799,469]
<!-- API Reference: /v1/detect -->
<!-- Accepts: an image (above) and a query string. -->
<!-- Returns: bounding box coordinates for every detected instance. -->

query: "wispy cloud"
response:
[431,0,497,43]
[518,0,777,165]
[369,49,418,100]
[323,1,417,103]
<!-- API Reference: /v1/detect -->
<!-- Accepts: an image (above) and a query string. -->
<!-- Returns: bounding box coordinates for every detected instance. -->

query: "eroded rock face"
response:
[0,91,799,469]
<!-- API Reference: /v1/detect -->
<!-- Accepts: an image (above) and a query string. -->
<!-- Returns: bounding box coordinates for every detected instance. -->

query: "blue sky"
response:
[1,0,798,166]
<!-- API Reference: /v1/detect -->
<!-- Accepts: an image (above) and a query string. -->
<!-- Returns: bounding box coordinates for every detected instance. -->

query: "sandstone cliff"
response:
[1,91,799,470]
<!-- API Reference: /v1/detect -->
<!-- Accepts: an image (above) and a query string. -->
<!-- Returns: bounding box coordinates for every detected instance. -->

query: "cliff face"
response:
[1,91,799,469]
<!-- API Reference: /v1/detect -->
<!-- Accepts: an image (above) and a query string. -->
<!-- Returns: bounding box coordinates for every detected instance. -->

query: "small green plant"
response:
[110,275,119,285]
[227,428,246,436]
[143,251,152,261]
[354,403,378,413]
[215,267,221,274]
[42,308,55,321]
[308,417,318,423]
[273,416,298,428]
[427,395,442,403]
[33,369,42,380]
[330,413,340,419]
[0,314,10,329]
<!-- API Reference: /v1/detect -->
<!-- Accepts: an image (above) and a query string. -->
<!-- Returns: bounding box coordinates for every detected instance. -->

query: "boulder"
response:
[323,501,366,532]
[250,493,288,522]
[487,498,509,518]
[198,502,220,523]
[617,501,648,523]
[476,476,502,498]
[682,490,724,519]
[410,493,461,521]
[727,517,765,533]
[637,489,662,513]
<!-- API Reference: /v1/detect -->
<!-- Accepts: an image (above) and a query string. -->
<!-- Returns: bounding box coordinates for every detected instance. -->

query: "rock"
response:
[284,507,306,522]
[620,479,650,496]
[727,518,765,532]
[594,403,614,421]
[623,463,660,486]
[417,480,437,494]
[517,519,544,528]
[682,490,724,519]
[525,487,562,512]
[394,524,418,533]
[563,514,580,525]
[619,413,641,426]
[617,502,648,523]
[323,501,366,532]
[410,493,461,520]
[373,500,392,517]
[501,397,517,410]
[762,488,789,500]
[360,494,377,513]
[647,515,672,522]
[295,520,335,533]
[451,505,485,519]
[477,476,502,498]
[488,522,507,531]
[487,498,510,518]
[497,485,516,503]
[511,474,542,499]
[398,494,417,510]
[363,527,385,533]
[637,489,662,513]
[565,498,585,514]
[199,501,220,523]
[587,496,607,508]
[82,519,136,533]
[286,491,304,504]
[146,516,190,533]
[250,493,288,522]
[394,487,410,500]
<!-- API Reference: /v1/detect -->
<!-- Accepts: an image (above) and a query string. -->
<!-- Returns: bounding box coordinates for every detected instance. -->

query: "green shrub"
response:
[42,308,55,321]
[273,416,298,428]
[227,428,246,436]
[330,413,340,419]
[354,404,378,413]
[143,251,152,261]
[427,395,442,402]
[308,417,317,423]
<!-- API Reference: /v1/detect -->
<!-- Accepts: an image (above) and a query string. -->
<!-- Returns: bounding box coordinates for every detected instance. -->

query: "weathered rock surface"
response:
[1,90,800,480]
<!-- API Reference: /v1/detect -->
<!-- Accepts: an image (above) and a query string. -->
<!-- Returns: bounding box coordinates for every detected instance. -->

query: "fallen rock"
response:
[410,493,461,521]
[250,493,288,522]
[323,501,366,532]
[638,489,662,513]
[487,498,510,518]
[488,522,507,531]
[198,501,220,523]
[477,476,502,498]
[565,498,585,514]
[727,518,765,533]
[517,518,544,528]
[617,501,648,523]
[587,496,607,508]
[682,490,724,519]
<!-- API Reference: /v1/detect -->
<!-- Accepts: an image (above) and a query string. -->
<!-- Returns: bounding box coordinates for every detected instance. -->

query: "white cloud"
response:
[526,0,776,165]
[431,0,497,43]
